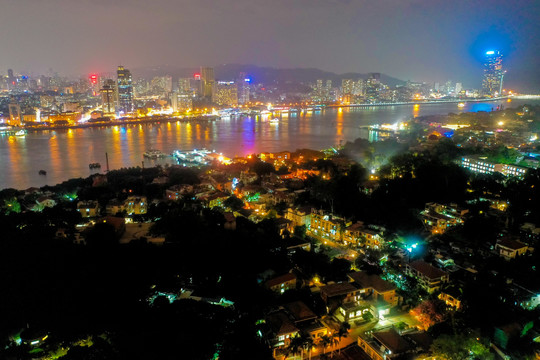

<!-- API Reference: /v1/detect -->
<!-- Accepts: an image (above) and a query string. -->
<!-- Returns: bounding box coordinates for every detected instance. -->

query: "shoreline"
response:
[21,115,218,133]
[326,96,514,108]
[9,95,537,133]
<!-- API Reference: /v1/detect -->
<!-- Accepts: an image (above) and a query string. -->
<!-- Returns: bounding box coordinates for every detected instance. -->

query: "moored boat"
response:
[143,149,167,159]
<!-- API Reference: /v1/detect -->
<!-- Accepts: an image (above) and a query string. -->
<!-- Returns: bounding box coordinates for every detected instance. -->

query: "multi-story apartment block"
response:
[406,261,449,294]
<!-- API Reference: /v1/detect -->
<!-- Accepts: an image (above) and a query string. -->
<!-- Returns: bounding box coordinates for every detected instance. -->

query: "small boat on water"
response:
[15,129,27,137]
[89,162,101,169]
[457,102,465,108]
[38,170,47,176]
[144,149,167,159]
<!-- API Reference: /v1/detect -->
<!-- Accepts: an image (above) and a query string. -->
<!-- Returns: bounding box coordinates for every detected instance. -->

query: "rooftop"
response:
[372,328,412,353]
[266,311,298,336]
[497,238,528,250]
[320,282,358,298]
[284,301,317,323]
[265,273,296,288]
[408,261,448,279]
[348,271,396,293]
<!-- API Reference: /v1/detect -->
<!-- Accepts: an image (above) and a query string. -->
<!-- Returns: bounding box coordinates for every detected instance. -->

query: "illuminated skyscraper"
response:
[200,67,215,101]
[366,73,381,102]
[215,81,238,106]
[117,65,134,114]
[101,79,117,115]
[482,50,505,96]
[178,78,192,95]
[238,72,250,104]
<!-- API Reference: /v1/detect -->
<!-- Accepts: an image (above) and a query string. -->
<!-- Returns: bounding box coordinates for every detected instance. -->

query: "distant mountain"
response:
[131,64,406,87]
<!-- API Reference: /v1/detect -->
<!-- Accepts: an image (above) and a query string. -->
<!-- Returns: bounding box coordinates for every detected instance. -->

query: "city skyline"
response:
[0,0,538,91]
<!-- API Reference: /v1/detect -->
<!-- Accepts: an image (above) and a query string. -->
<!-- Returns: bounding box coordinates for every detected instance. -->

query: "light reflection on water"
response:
[0,99,533,189]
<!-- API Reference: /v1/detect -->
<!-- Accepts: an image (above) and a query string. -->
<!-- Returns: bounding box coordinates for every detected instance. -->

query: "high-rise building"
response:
[341,79,354,95]
[8,103,22,125]
[200,67,215,100]
[482,50,505,96]
[366,73,381,102]
[7,69,16,91]
[151,76,173,95]
[237,72,250,105]
[171,92,192,112]
[101,79,117,115]
[455,82,462,95]
[178,78,192,95]
[117,65,134,114]
[215,81,238,106]
[353,79,365,96]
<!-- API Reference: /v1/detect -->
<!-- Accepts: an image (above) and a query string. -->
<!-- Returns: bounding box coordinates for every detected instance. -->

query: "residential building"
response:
[343,222,364,246]
[265,273,297,294]
[359,228,384,248]
[420,202,467,234]
[357,328,432,360]
[438,289,462,310]
[495,238,528,259]
[348,271,398,308]
[333,272,399,322]
[35,196,56,209]
[285,206,311,229]
[309,209,349,242]
[206,192,230,208]
[320,282,362,308]
[106,199,124,215]
[124,196,147,215]
[76,200,100,218]
[165,184,194,200]
[406,261,449,294]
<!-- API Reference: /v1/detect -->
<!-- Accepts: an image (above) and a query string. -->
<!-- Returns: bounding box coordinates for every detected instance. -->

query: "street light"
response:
[407,243,417,263]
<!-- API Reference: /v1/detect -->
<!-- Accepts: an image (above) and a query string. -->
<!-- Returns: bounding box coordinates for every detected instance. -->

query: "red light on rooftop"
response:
[194,73,201,80]
[89,74,98,84]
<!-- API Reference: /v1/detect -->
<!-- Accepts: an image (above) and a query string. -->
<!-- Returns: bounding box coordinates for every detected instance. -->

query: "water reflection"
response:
[0,99,536,189]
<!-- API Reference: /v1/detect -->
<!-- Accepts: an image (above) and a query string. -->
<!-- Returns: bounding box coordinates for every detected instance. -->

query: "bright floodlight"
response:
[486,51,495,55]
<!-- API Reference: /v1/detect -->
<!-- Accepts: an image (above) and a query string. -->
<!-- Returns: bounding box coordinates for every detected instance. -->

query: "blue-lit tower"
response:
[482,51,505,96]
[117,65,134,114]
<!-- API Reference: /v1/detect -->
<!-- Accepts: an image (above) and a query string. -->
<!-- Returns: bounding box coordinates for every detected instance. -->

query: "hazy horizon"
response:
[1,0,539,91]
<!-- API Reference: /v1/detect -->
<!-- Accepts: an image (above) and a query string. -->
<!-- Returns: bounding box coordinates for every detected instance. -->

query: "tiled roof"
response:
[348,272,395,293]
[266,311,298,336]
[373,329,412,353]
[409,261,447,279]
[266,273,296,288]
[320,282,358,298]
[497,238,528,250]
[284,301,317,322]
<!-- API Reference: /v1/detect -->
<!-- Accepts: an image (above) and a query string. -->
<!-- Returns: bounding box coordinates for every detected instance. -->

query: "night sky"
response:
[1,0,539,90]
